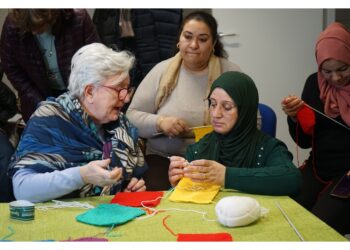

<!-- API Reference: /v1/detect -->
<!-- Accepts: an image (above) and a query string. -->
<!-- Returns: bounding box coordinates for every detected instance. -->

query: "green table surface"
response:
[0,190,346,241]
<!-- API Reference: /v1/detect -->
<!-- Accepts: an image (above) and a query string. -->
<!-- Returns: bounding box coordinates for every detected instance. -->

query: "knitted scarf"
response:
[9,92,147,196]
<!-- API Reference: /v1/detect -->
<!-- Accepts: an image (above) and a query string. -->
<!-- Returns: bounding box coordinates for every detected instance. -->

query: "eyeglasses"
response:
[204,98,236,112]
[99,85,135,100]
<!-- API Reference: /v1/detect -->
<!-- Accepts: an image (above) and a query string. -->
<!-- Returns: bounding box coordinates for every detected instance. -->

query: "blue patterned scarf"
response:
[9,92,147,196]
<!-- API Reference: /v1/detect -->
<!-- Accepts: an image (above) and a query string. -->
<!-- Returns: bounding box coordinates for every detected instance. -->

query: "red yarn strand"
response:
[162,215,178,237]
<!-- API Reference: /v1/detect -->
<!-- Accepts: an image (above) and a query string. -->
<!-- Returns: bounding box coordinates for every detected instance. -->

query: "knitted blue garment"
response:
[76,204,145,226]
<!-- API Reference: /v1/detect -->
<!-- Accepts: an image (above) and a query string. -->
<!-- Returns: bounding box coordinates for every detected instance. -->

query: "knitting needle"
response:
[152,125,212,137]
[304,103,350,131]
[275,201,305,241]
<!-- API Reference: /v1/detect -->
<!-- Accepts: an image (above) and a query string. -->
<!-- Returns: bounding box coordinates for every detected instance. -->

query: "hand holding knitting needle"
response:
[79,159,122,187]
[156,116,190,137]
[281,94,304,121]
[184,159,226,186]
[168,156,187,187]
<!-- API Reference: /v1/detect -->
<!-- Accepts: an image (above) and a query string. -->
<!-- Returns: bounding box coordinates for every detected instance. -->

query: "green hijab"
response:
[193,71,268,167]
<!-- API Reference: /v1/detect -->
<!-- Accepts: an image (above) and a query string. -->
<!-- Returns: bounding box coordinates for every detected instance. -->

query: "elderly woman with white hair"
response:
[8,43,147,203]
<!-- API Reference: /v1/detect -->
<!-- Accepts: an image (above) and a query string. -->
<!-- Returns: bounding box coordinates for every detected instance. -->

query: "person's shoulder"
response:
[32,97,67,119]
[1,15,18,34]
[260,135,291,153]
[220,58,242,72]
[146,57,173,76]
[306,72,317,83]
[303,72,318,92]
[155,57,173,70]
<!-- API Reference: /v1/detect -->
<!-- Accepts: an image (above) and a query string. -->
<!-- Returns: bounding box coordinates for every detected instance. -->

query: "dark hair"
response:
[9,9,60,33]
[175,11,227,58]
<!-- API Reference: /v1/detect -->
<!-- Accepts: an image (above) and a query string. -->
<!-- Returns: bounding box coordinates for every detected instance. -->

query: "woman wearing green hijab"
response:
[169,71,301,195]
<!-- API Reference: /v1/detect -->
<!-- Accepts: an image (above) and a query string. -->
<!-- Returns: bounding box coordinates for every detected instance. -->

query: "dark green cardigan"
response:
[186,136,301,196]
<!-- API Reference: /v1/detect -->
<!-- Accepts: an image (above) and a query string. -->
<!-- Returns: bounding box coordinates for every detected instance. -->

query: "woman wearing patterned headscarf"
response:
[169,71,301,196]
[9,43,147,203]
[281,22,350,235]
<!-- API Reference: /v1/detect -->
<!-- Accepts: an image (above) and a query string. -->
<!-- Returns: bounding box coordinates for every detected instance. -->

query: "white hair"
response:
[68,43,135,98]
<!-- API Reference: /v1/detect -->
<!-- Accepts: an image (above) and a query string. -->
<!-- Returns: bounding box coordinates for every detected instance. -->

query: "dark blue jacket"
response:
[93,9,182,87]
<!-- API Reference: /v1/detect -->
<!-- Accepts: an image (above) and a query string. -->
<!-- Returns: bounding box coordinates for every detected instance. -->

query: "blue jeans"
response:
[0,131,15,202]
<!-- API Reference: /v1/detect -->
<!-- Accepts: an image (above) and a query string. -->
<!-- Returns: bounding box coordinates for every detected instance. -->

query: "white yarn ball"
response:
[215,196,261,227]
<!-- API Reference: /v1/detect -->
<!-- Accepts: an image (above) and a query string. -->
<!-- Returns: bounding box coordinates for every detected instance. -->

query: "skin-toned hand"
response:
[124,177,146,192]
[281,94,305,121]
[183,159,226,187]
[79,158,122,186]
[158,116,190,137]
[168,156,187,187]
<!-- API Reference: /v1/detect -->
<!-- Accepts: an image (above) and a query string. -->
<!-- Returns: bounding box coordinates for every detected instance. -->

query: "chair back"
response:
[258,103,277,137]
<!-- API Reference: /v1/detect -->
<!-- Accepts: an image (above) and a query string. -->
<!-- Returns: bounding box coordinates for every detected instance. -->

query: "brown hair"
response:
[9,9,60,33]
[175,11,228,58]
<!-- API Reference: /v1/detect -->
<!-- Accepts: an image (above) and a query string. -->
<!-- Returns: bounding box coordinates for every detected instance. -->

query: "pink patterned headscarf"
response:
[315,22,350,126]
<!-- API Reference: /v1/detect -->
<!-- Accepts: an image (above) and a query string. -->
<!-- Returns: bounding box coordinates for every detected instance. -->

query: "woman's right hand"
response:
[168,156,187,187]
[79,159,122,186]
[281,94,304,121]
[157,116,189,137]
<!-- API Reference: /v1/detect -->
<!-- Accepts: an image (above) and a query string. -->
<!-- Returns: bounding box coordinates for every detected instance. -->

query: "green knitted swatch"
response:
[76,204,145,227]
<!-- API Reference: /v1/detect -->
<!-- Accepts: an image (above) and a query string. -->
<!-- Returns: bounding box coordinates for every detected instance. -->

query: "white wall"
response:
[213,9,323,164]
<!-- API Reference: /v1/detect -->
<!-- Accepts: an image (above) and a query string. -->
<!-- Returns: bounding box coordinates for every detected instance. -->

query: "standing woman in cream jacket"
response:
[127,11,249,190]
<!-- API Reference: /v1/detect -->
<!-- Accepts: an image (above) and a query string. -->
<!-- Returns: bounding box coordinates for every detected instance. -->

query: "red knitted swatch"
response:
[297,105,315,135]
[177,233,233,241]
[110,191,163,207]
[162,215,233,242]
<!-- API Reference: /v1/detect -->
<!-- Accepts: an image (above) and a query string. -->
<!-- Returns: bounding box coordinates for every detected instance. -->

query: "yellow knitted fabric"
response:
[169,177,220,204]
[193,126,213,142]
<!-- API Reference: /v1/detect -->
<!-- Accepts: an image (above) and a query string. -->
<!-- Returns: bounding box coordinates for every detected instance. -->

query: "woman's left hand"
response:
[124,177,146,192]
[183,159,226,186]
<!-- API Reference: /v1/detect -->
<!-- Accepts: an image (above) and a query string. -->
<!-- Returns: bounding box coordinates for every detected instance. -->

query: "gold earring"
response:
[177,43,180,48]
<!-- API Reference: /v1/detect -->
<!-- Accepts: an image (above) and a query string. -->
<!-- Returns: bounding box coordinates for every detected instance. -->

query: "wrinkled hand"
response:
[168,156,187,187]
[124,177,146,192]
[184,159,226,186]
[281,94,304,121]
[79,159,122,186]
[158,116,189,137]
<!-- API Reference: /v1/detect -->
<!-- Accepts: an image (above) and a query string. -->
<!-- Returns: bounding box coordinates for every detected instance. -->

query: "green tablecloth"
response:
[0,190,346,241]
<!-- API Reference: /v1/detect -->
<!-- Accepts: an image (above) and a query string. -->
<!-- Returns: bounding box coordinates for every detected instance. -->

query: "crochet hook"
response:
[275,202,304,241]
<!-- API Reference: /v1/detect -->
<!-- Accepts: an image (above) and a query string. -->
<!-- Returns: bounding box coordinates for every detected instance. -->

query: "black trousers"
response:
[0,131,15,202]
[143,154,171,191]
[292,163,350,235]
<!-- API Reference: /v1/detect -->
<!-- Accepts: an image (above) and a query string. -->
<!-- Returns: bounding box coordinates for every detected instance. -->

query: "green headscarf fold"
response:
[192,71,268,167]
